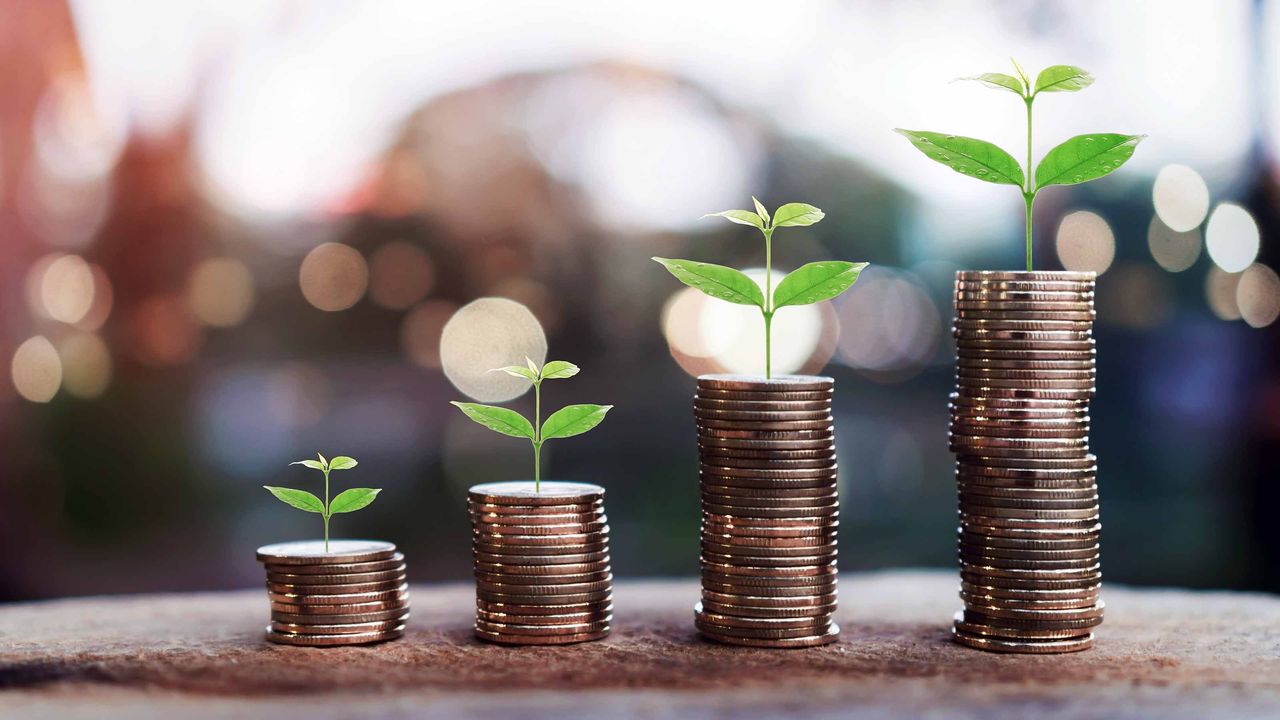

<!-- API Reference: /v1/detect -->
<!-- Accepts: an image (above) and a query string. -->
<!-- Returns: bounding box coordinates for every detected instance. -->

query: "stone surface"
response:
[2,571,1279,718]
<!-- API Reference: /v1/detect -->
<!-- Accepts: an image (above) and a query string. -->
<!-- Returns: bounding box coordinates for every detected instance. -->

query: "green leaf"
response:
[541,404,612,441]
[773,262,868,309]
[894,130,1024,186]
[958,72,1024,95]
[1010,57,1030,87]
[540,360,579,380]
[450,401,535,439]
[291,459,325,471]
[652,258,764,308]
[751,196,770,224]
[493,365,538,381]
[316,452,327,466]
[264,486,325,514]
[328,456,358,471]
[703,209,764,230]
[525,356,539,375]
[1034,65,1094,94]
[770,203,824,228]
[329,487,381,514]
[1034,133,1144,189]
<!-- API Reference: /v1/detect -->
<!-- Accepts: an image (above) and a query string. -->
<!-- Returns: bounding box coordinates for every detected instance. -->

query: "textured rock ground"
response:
[1,570,1278,719]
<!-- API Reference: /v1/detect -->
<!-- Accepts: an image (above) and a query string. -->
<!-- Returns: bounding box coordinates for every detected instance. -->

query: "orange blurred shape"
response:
[128,296,202,366]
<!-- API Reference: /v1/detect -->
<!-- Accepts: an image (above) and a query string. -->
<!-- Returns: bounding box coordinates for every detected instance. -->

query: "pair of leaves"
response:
[493,359,579,383]
[894,130,1143,190]
[290,453,358,472]
[652,258,867,311]
[451,401,612,443]
[705,200,824,232]
[959,63,1093,97]
[263,486,380,516]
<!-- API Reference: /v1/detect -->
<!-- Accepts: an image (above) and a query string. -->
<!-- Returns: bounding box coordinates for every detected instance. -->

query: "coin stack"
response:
[694,374,840,648]
[948,270,1102,654]
[257,540,410,646]
[469,481,612,645]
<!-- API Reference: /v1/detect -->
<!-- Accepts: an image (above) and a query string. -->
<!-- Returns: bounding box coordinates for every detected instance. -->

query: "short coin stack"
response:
[469,481,612,645]
[257,540,409,646]
[949,270,1102,654]
[694,374,840,648]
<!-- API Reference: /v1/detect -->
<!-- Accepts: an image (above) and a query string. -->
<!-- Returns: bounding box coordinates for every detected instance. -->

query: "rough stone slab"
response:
[1,571,1278,719]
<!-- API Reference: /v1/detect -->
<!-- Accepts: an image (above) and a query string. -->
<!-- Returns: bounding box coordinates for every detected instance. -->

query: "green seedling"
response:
[654,198,867,378]
[451,358,611,492]
[264,453,379,552]
[895,59,1143,271]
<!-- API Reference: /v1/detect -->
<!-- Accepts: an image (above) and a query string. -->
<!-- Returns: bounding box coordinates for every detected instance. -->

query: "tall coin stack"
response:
[949,270,1103,654]
[469,481,613,645]
[694,374,840,648]
[257,540,410,646]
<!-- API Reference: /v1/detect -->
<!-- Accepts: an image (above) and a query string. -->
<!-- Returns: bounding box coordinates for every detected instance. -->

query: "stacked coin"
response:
[949,270,1102,654]
[469,481,612,645]
[694,374,840,648]
[257,540,409,646]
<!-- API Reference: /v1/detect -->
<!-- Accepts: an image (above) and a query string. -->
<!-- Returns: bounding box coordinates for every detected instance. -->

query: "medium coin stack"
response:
[694,374,840,648]
[257,540,409,646]
[469,481,613,645]
[949,270,1103,654]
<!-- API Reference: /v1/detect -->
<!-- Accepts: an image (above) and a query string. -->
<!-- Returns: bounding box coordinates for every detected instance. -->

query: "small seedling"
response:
[264,454,379,552]
[451,358,611,492]
[654,198,867,378]
[895,59,1144,270]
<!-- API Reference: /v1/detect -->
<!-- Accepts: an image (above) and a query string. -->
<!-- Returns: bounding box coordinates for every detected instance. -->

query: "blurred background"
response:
[1,0,1278,602]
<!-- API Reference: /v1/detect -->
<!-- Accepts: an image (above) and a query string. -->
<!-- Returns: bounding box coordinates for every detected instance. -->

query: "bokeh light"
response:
[401,300,458,369]
[1152,164,1210,232]
[1147,215,1202,273]
[1055,211,1115,275]
[30,253,96,324]
[1236,263,1280,329]
[266,362,332,427]
[299,242,368,312]
[76,264,114,331]
[11,336,62,403]
[129,296,202,366]
[834,267,941,379]
[1205,203,1260,273]
[58,333,112,399]
[439,298,546,402]
[1098,264,1172,329]
[369,241,434,310]
[188,257,256,327]
[1205,267,1243,321]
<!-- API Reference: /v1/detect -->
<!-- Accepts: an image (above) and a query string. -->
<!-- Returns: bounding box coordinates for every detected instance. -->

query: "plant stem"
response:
[533,380,542,493]
[763,228,773,379]
[323,468,330,552]
[1024,95,1035,272]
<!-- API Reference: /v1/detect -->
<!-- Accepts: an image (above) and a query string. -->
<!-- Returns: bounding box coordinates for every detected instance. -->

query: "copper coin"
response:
[958,552,1098,571]
[699,447,836,462]
[955,309,1095,322]
[957,482,1097,500]
[269,597,410,615]
[468,481,604,506]
[702,581,837,598]
[694,409,834,423]
[701,551,837,569]
[476,607,612,626]
[699,623,839,648]
[695,618,833,640]
[951,445,1091,461]
[955,350,1097,364]
[472,528,610,546]
[960,580,1100,601]
[699,599,837,619]
[952,425,1090,441]
[959,590,1099,611]
[959,541,1099,561]
[957,365,1095,378]
[471,511,604,527]
[475,618,611,636]
[472,541,608,556]
[951,434,1090,451]
[955,270,1095,283]
[270,618,406,636]
[698,463,841,480]
[954,619,1096,641]
[949,393,1089,408]
[959,513,1100,531]
[702,572,837,589]
[266,567,408,585]
[695,605,832,630]
[476,598,612,616]
[701,483,838,499]
[703,539,838,557]
[700,474,838,491]
[954,291,1094,303]
[699,456,836,470]
[956,357,1095,371]
[272,608,409,625]
[699,424,835,438]
[473,570,611,587]
[959,522,1103,543]
[472,519,609,537]
[473,560,611,576]
[473,627,609,645]
[702,560,837,578]
[959,492,1097,510]
[958,502,1098,519]
[955,470,1097,487]
[697,374,834,392]
[695,389,833,402]
[702,532,838,549]
[964,600,1104,622]
[472,550,609,565]
[256,540,397,566]
[960,564,1101,584]
[694,398,831,412]
[952,627,1092,653]
[953,387,1093,402]
[265,625,404,646]
[703,505,839,521]
[961,613,1103,635]
[266,577,406,595]
[702,492,839,509]
[468,500,603,516]
[267,583,409,605]
[703,522,838,540]
[477,589,612,605]
[261,553,405,576]
[956,454,1097,470]
[958,531,1098,552]
[702,589,838,608]
[698,436,836,451]
[475,576,612,595]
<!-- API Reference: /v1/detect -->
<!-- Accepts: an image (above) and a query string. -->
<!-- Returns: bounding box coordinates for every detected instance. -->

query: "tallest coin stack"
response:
[948,270,1103,654]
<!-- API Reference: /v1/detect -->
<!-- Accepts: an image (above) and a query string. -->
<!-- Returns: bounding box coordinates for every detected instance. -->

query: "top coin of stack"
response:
[257,540,410,646]
[949,270,1102,654]
[469,481,613,645]
[694,374,841,648]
